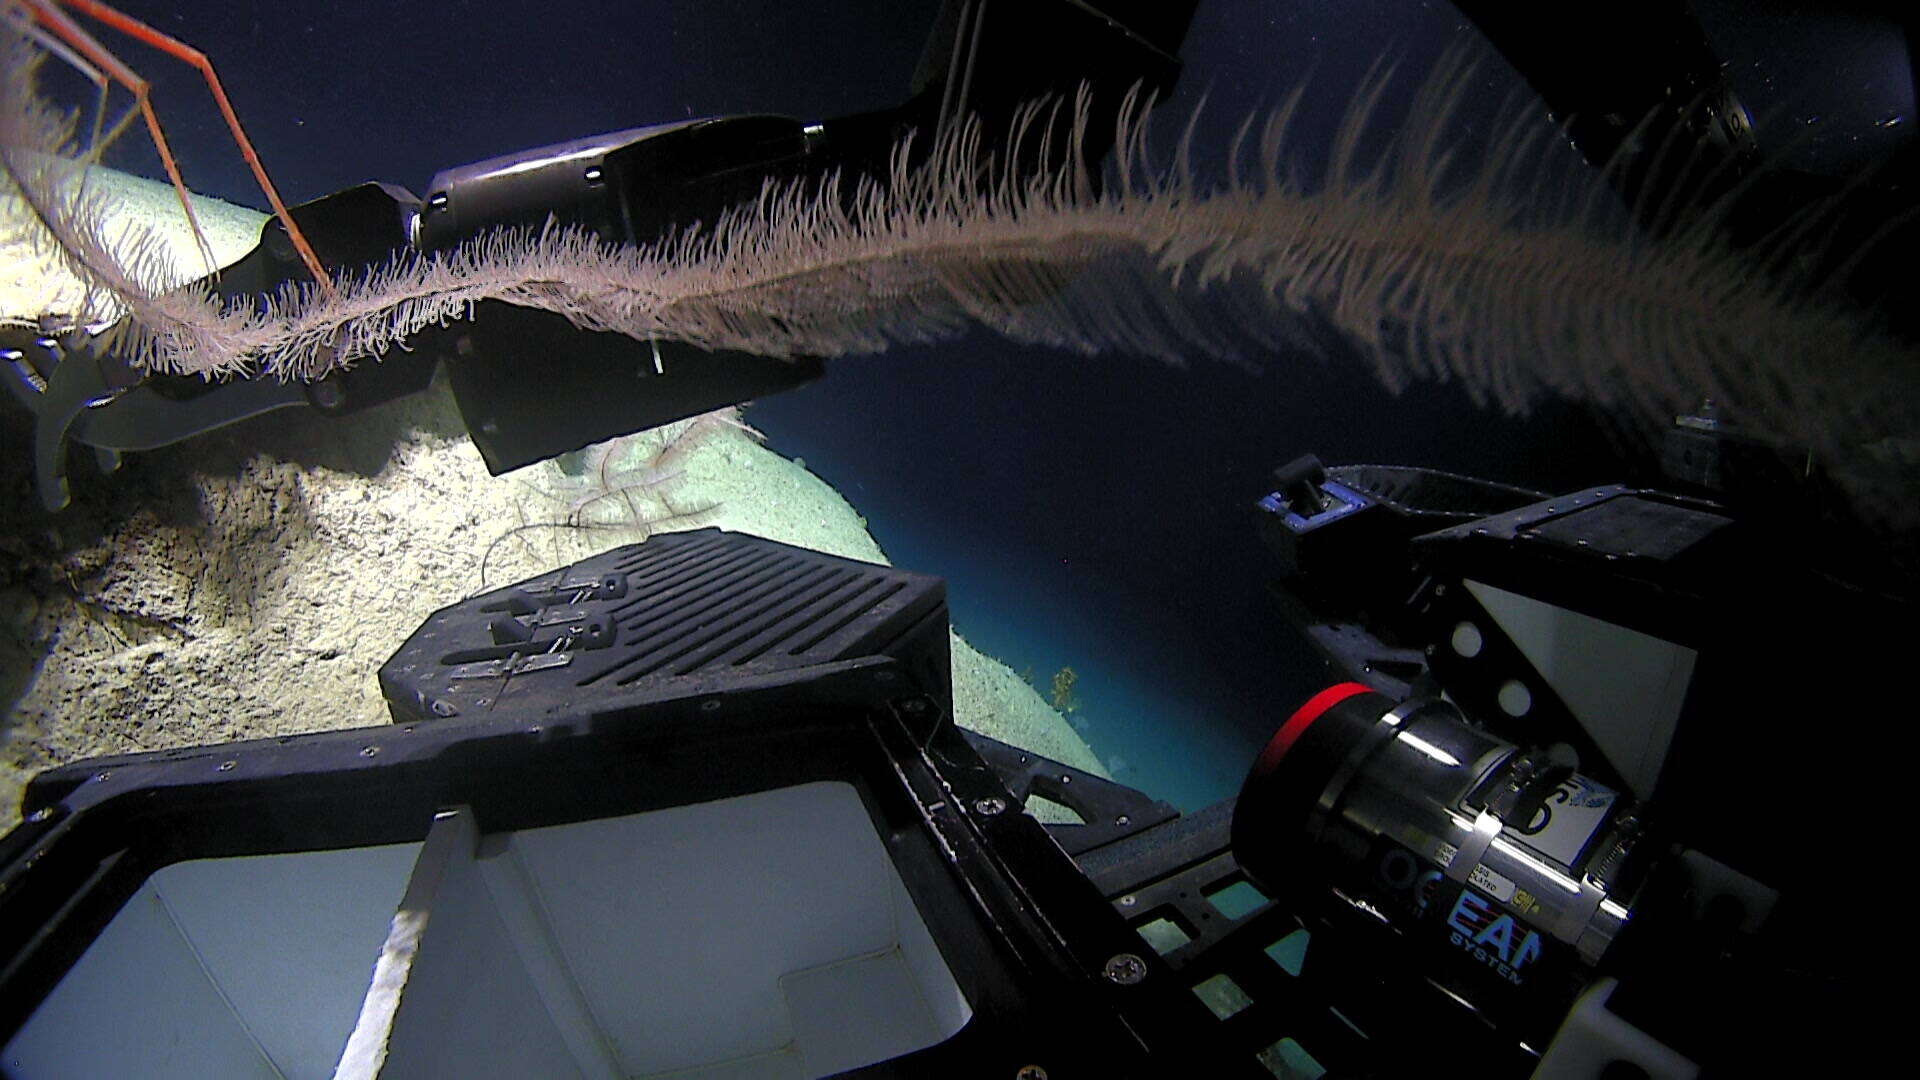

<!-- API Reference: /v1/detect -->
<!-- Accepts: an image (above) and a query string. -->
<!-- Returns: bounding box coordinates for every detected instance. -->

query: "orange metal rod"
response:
[17,0,218,278]
[48,0,339,299]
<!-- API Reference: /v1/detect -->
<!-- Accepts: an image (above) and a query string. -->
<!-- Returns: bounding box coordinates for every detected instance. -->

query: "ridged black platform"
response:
[379,528,950,724]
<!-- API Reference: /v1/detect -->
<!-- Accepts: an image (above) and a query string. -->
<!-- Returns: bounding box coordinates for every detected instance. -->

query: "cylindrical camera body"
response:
[1233,684,1653,1040]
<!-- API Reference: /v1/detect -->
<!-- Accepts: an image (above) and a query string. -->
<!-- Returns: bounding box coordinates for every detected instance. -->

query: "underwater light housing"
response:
[1241,453,1901,1078]
[1232,685,1653,1049]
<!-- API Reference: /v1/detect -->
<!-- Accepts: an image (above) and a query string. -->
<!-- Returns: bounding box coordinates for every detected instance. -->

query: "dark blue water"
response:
[744,335,1618,812]
[64,2,1673,811]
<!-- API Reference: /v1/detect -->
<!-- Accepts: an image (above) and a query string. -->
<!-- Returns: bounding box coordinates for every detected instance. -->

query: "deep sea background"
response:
[50,1,1912,811]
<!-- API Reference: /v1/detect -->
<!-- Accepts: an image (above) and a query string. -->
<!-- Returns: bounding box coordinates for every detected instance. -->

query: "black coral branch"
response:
[7,26,1914,510]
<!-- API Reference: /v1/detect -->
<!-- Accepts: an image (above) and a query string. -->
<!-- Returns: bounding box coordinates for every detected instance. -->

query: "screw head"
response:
[973,797,1006,816]
[1015,1067,1049,1080]
[1114,814,1130,826]
[1103,953,1148,985]
[27,808,52,823]
[360,746,380,758]
[217,760,237,772]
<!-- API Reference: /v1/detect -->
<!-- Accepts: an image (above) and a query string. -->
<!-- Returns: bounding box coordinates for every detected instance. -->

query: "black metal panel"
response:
[962,730,1180,856]
[443,305,826,476]
[380,528,951,725]
[1411,485,1731,648]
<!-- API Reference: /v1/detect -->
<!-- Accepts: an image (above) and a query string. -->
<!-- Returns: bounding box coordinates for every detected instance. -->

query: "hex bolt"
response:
[1103,953,1148,985]
[973,797,1006,816]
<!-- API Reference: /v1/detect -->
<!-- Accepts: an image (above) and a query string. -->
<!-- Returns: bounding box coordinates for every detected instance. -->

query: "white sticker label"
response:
[1469,863,1517,902]
[1506,775,1618,868]
[1433,840,1517,902]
